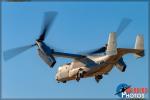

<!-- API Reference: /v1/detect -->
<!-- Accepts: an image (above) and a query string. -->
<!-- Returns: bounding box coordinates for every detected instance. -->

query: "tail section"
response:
[106,32,117,56]
[134,34,144,58]
[105,33,144,58]
[113,34,144,72]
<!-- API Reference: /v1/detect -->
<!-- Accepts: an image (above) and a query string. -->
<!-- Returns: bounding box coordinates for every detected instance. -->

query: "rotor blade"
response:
[79,44,107,55]
[83,18,132,55]
[3,44,35,61]
[86,47,106,55]
[38,11,57,41]
[80,18,132,55]
[116,18,132,38]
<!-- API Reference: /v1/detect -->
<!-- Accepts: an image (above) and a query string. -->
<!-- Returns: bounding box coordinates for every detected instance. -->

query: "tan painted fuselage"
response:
[55,48,143,82]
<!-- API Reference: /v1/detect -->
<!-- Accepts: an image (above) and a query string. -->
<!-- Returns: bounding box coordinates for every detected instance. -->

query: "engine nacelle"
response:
[38,49,56,67]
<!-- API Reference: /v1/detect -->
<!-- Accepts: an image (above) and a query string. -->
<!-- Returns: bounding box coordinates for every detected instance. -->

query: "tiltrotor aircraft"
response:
[4,12,144,83]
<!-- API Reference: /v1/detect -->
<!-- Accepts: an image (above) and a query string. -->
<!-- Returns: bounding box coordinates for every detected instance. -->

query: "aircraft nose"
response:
[55,74,59,81]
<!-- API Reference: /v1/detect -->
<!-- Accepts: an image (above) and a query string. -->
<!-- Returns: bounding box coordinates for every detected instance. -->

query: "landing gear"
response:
[76,69,85,82]
[76,76,80,82]
[62,81,67,83]
[95,75,103,83]
[76,71,81,82]
[104,72,109,75]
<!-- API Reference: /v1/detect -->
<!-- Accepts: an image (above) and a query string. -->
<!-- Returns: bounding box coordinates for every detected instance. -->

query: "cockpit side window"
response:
[98,60,105,64]
[66,63,71,65]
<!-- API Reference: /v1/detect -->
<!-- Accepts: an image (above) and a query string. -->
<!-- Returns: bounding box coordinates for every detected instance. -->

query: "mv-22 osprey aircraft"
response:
[4,12,144,83]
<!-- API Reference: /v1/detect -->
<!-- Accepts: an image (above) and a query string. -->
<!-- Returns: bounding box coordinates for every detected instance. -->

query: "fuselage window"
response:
[98,61,105,64]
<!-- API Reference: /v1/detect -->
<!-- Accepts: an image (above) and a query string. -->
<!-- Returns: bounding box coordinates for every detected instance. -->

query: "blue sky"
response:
[2,1,149,99]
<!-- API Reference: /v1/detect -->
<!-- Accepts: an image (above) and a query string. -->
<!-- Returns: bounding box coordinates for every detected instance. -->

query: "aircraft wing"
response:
[52,51,98,67]
[53,51,121,68]
[52,51,86,59]
[76,57,99,67]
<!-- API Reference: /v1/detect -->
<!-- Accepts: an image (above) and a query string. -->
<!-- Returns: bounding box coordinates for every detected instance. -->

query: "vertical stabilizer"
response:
[134,34,144,58]
[135,34,144,50]
[106,32,117,56]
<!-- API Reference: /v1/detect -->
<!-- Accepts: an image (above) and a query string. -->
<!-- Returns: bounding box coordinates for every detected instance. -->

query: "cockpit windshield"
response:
[66,63,71,65]
[58,67,62,71]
